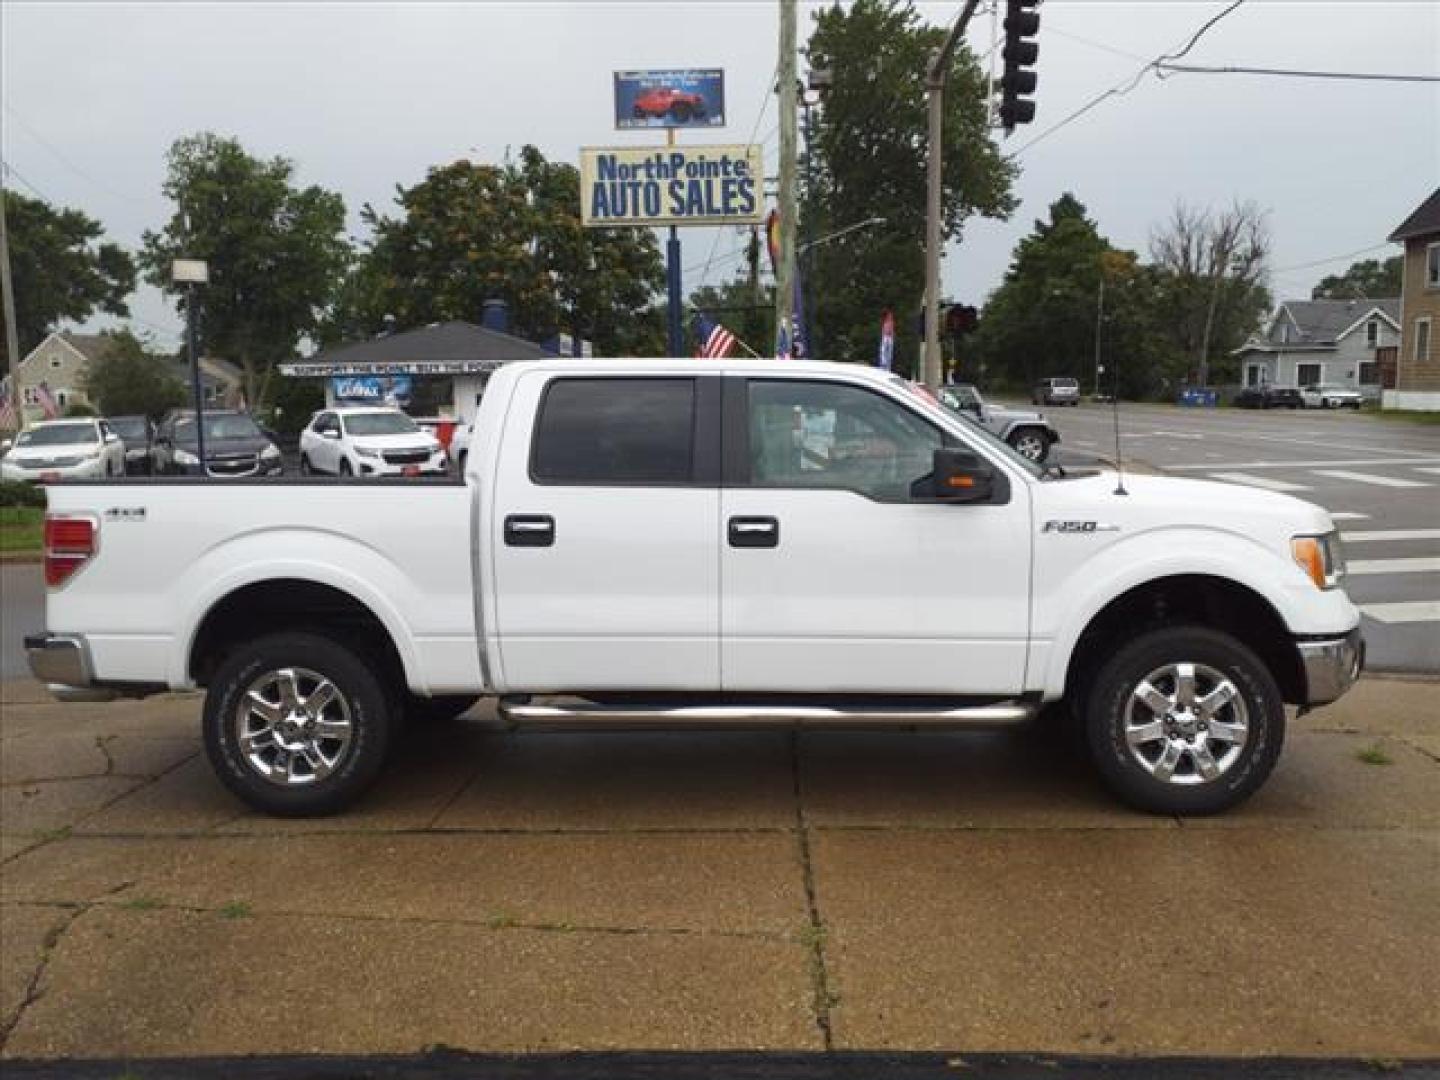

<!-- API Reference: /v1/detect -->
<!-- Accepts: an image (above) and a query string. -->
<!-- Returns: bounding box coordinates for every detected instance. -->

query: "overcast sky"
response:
[3,0,1437,353]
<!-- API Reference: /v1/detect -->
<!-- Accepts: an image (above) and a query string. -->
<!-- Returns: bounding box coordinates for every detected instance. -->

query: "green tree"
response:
[1,191,135,368]
[1311,255,1403,300]
[801,0,1016,368]
[338,147,665,354]
[140,133,351,407]
[689,268,773,357]
[81,329,186,418]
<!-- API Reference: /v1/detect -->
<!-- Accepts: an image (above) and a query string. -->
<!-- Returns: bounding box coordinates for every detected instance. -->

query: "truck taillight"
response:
[44,515,97,588]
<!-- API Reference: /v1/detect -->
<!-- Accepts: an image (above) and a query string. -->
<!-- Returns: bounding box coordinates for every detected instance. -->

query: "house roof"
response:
[280,321,548,377]
[1279,298,1400,343]
[1388,187,1440,243]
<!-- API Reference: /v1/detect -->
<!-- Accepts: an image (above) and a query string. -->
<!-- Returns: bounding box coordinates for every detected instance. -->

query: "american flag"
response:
[0,375,16,431]
[36,380,59,420]
[694,315,737,359]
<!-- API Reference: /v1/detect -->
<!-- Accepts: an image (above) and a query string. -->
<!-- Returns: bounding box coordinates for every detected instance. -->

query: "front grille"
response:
[206,454,258,477]
[382,448,431,465]
[33,456,83,468]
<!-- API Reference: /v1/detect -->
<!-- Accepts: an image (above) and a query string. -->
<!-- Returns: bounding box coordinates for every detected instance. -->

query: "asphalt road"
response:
[4,404,1436,677]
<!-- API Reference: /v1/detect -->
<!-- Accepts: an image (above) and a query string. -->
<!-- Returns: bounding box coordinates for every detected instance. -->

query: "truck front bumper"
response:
[1296,626,1365,706]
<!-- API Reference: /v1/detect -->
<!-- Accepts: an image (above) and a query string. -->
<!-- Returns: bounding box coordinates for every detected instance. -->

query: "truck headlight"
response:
[174,448,200,466]
[260,444,280,461]
[355,446,381,459]
[1291,531,1345,590]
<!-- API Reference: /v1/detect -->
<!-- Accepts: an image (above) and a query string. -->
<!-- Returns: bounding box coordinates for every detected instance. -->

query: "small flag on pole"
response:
[36,381,59,420]
[693,315,738,359]
[877,310,895,370]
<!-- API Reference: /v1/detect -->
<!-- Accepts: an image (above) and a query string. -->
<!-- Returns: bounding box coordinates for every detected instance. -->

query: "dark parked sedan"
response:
[1234,386,1303,409]
[107,415,155,474]
[152,410,283,478]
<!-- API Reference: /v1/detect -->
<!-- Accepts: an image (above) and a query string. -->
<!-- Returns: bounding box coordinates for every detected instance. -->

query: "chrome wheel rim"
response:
[1013,433,1045,460]
[1124,662,1249,786]
[234,667,354,786]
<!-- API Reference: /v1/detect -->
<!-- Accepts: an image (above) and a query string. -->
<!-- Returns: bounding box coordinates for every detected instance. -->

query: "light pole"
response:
[799,67,830,360]
[1093,274,1105,400]
[172,259,209,472]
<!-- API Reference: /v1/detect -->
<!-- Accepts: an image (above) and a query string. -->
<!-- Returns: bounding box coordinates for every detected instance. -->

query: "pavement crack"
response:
[0,903,85,1051]
[95,734,117,775]
[790,731,835,1051]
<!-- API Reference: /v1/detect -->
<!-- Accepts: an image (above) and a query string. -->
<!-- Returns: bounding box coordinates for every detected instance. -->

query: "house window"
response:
[1366,320,1379,347]
[22,387,38,405]
[49,357,62,369]
[1427,242,1440,289]
[1359,361,1378,384]
[1245,364,1265,387]
[1416,318,1432,364]
[1296,363,1322,387]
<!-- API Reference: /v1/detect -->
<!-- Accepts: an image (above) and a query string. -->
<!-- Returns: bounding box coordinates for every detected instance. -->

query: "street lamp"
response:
[172,259,209,473]
[799,67,831,360]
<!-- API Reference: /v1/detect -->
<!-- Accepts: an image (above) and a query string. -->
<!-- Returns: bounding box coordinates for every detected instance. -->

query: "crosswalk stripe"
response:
[1328,512,1370,521]
[1347,557,1440,575]
[1341,529,1440,543]
[1207,471,1310,492]
[1360,601,1440,624]
[1312,469,1432,488]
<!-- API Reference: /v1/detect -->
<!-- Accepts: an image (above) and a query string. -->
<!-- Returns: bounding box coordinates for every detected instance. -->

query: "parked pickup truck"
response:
[27,359,1364,818]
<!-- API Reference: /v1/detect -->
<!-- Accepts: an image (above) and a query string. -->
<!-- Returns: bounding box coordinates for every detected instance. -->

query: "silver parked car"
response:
[938,383,1061,463]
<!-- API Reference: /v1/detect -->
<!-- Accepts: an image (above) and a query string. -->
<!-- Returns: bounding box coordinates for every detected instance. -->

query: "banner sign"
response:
[614,69,725,130]
[580,145,764,228]
[330,375,413,406]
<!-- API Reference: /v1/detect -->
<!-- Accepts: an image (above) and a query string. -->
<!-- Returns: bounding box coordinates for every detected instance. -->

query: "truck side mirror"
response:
[931,447,995,503]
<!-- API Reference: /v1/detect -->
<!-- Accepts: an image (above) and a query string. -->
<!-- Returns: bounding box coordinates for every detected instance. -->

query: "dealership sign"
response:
[330,375,413,405]
[614,69,724,130]
[580,146,763,228]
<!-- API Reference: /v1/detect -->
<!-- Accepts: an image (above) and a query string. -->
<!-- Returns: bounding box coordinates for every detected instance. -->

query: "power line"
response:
[1006,0,1246,160]
[1155,62,1439,83]
[3,103,150,205]
[1045,25,1150,64]
[0,159,52,202]
[1271,242,1395,275]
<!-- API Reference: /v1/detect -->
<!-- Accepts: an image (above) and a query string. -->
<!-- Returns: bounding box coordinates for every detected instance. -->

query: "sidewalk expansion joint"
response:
[790,732,835,1051]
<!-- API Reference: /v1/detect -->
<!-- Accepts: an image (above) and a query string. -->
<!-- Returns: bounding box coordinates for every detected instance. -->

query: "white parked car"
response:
[298,407,448,478]
[0,418,126,482]
[1300,384,1363,410]
[30,359,1363,820]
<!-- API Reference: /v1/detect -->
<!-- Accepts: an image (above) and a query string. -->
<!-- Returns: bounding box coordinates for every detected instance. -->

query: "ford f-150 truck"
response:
[26,358,1364,818]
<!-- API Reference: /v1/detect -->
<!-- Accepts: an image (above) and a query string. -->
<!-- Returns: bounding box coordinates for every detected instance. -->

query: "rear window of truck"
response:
[531,377,695,485]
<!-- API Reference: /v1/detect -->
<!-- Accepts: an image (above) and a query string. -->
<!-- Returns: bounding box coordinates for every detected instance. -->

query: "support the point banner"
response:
[580,146,764,228]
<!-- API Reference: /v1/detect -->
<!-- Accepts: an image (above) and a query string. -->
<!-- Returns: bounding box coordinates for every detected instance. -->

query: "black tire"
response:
[1007,427,1051,462]
[299,454,312,476]
[406,693,480,725]
[1084,626,1284,816]
[671,102,691,121]
[339,458,353,477]
[632,105,645,119]
[456,450,468,474]
[203,631,394,816]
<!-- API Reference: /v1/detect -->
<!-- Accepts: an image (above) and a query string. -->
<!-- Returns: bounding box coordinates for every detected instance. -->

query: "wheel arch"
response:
[1061,574,1306,706]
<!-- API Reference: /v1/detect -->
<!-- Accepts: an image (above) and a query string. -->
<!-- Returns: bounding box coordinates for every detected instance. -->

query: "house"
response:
[1385,187,1440,411]
[14,331,244,423]
[1231,298,1400,397]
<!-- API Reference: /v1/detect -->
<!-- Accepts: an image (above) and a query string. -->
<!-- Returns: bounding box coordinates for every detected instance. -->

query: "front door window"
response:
[1297,363,1322,387]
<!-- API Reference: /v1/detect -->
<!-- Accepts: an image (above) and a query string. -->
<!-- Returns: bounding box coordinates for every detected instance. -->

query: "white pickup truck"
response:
[27,358,1363,817]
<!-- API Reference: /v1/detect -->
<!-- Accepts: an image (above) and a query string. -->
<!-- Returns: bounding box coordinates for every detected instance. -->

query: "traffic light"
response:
[945,304,979,337]
[999,0,1039,133]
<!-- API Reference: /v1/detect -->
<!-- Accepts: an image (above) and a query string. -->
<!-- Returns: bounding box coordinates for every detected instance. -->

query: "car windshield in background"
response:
[176,415,263,441]
[345,412,419,436]
[891,377,1046,479]
[17,423,98,446]
[110,418,148,439]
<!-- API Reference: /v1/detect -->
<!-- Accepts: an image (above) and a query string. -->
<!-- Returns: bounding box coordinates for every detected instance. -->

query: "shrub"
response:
[0,480,47,508]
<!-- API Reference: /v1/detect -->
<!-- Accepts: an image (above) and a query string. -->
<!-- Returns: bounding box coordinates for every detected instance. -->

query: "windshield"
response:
[175,414,263,441]
[343,411,419,436]
[110,418,148,439]
[891,377,1046,479]
[16,423,98,447]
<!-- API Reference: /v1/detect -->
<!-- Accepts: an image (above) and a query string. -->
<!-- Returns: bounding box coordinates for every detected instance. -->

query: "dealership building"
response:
[279,302,590,426]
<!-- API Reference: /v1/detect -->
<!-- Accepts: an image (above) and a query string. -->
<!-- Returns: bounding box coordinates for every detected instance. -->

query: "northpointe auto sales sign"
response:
[580,146,764,228]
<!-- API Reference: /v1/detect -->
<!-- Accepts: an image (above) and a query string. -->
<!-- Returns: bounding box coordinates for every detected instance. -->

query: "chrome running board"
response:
[497,700,1036,730]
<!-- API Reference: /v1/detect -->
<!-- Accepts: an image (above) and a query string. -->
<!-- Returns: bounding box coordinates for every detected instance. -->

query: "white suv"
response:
[299,407,448,478]
[1,418,127,482]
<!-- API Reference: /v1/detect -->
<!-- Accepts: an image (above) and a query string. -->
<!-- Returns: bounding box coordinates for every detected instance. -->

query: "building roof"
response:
[58,332,118,363]
[1278,298,1400,343]
[281,321,548,377]
[1388,187,1440,243]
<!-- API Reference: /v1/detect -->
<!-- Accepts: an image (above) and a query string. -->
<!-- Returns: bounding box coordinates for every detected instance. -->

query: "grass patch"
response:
[1356,743,1392,766]
[0,506,44,554]
[1361,407,1440,425]
[217,900,252,919]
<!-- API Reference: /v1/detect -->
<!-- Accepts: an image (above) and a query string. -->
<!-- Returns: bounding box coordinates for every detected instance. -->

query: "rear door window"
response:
[531,378,696,485]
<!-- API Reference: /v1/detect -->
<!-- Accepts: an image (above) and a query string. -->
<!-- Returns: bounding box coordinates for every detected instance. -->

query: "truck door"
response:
[719,375,1032,695]
[490,372,722,691]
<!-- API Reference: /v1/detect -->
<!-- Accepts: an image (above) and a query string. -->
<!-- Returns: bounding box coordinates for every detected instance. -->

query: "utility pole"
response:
[923,0,981,392]
[665,129,683,356]
[0,174,21,423]
[775,0,798,358]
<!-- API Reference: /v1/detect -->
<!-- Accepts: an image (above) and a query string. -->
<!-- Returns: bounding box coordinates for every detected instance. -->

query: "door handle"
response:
[728,515,779,548]
[504,514,555,547]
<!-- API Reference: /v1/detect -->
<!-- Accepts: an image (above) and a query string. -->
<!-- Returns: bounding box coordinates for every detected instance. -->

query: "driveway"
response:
[1,676,1436,1066]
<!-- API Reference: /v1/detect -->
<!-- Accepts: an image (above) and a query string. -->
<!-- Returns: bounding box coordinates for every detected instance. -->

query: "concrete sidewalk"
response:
[1,676,1436,1061]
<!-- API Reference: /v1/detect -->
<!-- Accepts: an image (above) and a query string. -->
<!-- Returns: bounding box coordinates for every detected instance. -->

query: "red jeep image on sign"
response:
[632,87,707,121]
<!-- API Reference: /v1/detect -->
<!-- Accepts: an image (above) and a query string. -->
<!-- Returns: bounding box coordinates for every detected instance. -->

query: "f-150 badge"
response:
[1042,520,1119,534]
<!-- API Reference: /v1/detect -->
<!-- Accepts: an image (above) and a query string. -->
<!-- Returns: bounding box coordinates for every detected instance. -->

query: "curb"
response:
[0,551,42,564]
